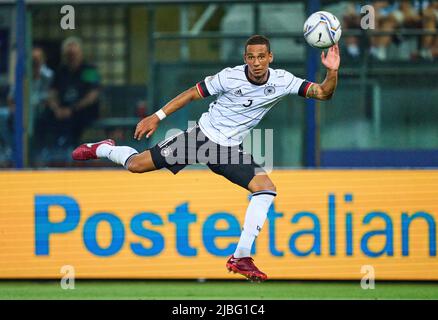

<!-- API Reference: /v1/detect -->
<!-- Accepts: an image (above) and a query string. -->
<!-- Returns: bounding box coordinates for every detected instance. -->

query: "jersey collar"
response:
[244,65,270,86]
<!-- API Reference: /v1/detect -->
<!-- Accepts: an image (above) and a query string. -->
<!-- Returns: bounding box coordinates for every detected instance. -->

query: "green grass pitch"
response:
[1,280,438,300]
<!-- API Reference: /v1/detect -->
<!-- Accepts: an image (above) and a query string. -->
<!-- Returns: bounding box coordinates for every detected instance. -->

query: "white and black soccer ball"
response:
[303,11,342,49]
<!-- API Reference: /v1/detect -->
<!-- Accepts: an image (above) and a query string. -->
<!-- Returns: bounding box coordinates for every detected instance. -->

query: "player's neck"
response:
[249,72,268,83]
[245,65,269,86]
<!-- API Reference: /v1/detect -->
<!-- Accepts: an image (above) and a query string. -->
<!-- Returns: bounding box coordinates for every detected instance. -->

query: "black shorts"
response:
[149,124,265,190]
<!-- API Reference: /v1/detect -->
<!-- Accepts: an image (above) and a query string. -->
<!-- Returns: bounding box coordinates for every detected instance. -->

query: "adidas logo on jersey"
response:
[233,89,243,96]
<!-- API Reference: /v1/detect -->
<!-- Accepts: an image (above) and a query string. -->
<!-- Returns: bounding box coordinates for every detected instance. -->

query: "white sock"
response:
[234,191,276,258]
[96,144,138,168]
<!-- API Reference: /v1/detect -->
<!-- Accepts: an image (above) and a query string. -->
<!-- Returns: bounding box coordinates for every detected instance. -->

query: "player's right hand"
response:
[321,44,340,71]
[134,114,160,140]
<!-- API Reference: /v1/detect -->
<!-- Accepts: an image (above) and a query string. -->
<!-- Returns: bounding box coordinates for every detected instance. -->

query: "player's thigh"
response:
[208,161,274,192]
[208,163,251,190]
[128,149,157,173]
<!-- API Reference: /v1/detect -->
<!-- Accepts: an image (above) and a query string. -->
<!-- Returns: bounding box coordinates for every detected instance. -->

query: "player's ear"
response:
[269,51,273,63]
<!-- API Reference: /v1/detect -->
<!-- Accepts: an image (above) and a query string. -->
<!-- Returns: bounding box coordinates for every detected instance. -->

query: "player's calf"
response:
[72,139,138,168]
[72,140,158,174]
[233,174,277,268]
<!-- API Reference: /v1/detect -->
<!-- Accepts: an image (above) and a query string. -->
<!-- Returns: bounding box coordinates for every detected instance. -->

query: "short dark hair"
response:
[245,35,271,53]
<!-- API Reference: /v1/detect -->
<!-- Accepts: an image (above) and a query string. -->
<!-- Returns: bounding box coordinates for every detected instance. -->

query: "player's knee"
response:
[249,179,276,193]
[127,156,145,173]
[127,153,157,173]
[265,183,277,192]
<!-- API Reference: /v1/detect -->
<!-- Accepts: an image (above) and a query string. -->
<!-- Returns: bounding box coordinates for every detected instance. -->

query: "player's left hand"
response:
[134,114,160,140]
[321,44,340,71]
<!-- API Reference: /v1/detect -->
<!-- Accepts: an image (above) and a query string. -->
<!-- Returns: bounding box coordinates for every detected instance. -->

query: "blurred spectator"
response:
[342,1,400,60]
[369,1,400,61]
[425,0,438,59]
[39,36,100,164]
[433,17,438,58]
[5,46,54,165]
[6,46,54,161]
[343,2,362,58]
[343,1,437,61]
[392,0,436,60]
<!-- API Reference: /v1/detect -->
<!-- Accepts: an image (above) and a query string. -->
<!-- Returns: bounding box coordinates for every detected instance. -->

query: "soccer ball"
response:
[303,11,342,49]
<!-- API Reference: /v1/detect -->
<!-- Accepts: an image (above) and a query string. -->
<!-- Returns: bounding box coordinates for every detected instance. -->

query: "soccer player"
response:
[72,35,340,282]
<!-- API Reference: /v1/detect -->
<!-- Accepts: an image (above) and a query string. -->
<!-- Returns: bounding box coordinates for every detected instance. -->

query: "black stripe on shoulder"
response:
[298,80,312,97]
[197,81,211,98]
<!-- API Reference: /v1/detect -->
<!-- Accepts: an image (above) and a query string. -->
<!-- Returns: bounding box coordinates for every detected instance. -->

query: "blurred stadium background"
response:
[1,0,438,300]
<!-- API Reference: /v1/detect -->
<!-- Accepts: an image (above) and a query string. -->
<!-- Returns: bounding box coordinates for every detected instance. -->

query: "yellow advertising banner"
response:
[0,170,437,280]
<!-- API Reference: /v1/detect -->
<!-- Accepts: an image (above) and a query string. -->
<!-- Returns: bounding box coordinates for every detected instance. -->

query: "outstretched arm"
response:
[306,44,340,101]
[134,86,202,140]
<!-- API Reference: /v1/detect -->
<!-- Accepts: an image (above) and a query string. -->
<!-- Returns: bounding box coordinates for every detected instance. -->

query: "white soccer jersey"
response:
[196,64,312,146]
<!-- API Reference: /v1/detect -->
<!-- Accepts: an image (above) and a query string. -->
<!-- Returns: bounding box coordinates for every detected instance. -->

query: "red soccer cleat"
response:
[71,139,115,161]
[226,255,268,282]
